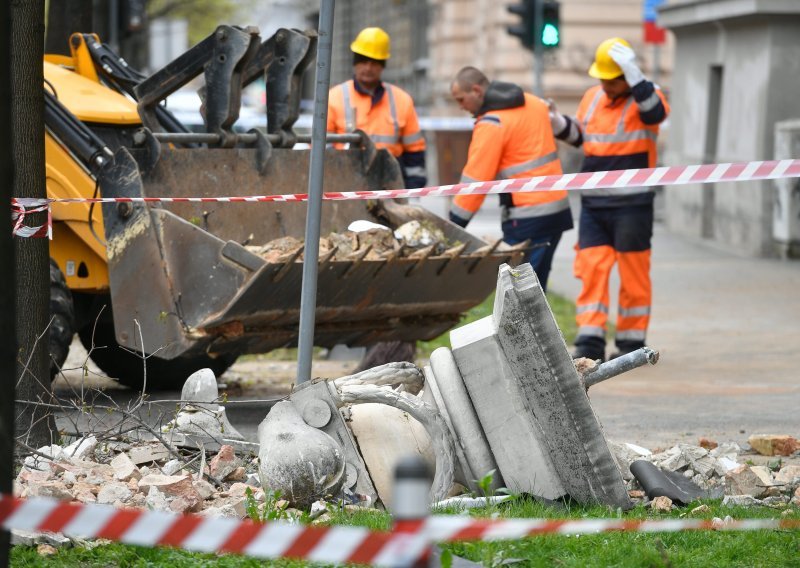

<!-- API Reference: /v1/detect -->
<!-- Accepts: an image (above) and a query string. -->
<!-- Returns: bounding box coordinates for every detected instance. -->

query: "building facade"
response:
[660,0,800,257]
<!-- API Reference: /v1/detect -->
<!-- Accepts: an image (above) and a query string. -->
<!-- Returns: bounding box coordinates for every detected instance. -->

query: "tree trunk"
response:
[1,1,17,563]
[12,0,56,448]
[44,0,93,55]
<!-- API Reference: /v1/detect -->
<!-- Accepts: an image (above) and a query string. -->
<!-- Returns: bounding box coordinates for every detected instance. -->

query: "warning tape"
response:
[10,158,800,238]
[0,495,430,566]
[11,198,51,239]
[1,495,798,566]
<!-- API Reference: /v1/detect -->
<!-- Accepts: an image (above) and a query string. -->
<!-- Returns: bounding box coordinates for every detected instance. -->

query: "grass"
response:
[12,499,799,567]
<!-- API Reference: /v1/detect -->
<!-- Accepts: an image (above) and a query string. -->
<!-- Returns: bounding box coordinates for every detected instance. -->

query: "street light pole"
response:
[296,0,335,386]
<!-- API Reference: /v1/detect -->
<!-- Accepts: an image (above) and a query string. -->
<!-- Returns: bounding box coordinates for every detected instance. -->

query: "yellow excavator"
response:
[44,26,525,389]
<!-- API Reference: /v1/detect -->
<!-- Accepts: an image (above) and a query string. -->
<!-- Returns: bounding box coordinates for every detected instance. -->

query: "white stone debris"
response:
[127,443,171,465]
[64,436,97,460]
[163,368,244,441]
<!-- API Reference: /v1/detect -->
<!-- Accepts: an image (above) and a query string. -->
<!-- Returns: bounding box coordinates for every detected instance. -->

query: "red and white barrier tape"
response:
[10,158,800,238]
[0,495,429,566]
[11,198,51,239]
[1,495,798,566]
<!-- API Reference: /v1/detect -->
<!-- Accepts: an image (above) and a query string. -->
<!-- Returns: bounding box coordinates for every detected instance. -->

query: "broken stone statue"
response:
[163,368,244,441]
[257,262,657,510]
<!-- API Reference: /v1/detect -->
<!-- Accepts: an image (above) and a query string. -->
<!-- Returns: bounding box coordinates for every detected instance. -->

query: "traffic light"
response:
[507,1,561,51]
[507,0,536,51]
[541,1,561,49]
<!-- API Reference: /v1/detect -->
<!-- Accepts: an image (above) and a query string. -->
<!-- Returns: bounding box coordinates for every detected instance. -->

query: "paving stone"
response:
[111,453,141,482]
[161,459,184,476]
[63,436,97,460]
[725,465,763,497]
[775,465,800,485]
[145,486,170,511]
[650,496,672,511]
[96,482,133,505]
[127,443,171,465]
[748,435,800,457]
[722,494,761,507]
[193,479,216,500]
[209,445,240,480]
[27,481,72,500]
[698,437,718,450]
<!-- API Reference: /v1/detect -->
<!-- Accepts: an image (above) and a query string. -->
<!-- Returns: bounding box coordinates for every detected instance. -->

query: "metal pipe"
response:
[296,0,335,385]
[583,347,659,389]
[151,132,362,146]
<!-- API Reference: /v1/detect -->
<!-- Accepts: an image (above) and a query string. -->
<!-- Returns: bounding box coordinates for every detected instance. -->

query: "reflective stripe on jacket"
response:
[576,84,669,200]
[327,80,425,158]
[451,93,567,223]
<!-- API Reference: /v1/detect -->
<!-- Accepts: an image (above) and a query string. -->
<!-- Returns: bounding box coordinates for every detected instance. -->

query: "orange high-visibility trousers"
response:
[573,203,653,357]
[574,248,651,343]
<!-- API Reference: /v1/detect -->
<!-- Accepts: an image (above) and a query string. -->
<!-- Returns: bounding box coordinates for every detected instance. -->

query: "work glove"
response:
[609,42,645,87]
[547,98,568,135]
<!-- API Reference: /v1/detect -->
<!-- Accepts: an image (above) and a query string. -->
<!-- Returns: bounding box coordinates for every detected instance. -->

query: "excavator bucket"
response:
[47,26,526,369]
[100,141,526,360]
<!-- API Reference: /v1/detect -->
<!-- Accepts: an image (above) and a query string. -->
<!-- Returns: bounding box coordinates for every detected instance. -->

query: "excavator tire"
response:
[76,295,238,391]
[49,259,76,380]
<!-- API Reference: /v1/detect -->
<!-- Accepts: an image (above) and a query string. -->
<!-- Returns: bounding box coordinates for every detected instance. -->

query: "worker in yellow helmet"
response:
[327,27,427,189]
[549,38,670,362]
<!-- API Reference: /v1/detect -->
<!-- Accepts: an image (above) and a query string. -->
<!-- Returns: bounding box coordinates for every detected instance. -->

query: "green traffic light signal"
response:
[542,22,559,47]
[541,1,560,49]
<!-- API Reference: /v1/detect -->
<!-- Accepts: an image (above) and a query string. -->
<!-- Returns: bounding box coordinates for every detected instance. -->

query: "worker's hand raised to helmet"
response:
[608,42,645,87]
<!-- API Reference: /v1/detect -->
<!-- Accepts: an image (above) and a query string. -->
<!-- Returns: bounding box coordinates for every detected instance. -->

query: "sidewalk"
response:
[431,195,800,448]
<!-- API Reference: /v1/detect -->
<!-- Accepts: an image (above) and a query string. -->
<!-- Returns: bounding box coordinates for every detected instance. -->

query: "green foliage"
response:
[243,486,309,524]
[147,0,255,45]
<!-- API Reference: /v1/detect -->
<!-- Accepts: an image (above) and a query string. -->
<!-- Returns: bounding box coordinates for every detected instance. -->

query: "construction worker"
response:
[449,67,572,291]
[327,27,427,189]
[549,38,669,361]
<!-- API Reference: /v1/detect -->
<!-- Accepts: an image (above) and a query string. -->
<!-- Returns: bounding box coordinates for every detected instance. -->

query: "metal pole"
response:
[0,0,15,563]
[652,43,661,85]
[583,347,659,389]
[296,0,335,386]
[533,0,544,96]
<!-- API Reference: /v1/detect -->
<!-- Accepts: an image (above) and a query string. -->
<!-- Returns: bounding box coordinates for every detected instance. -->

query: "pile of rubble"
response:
[16,438,260,517]
[245,220,456,262]
[610,437,800,510]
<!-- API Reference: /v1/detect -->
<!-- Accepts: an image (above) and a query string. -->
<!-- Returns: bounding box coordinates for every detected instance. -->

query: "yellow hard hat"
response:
[350,27,391,61]
[588,37,630,80]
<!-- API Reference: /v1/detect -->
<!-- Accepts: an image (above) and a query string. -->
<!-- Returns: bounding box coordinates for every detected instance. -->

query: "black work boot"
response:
[572,336,606,363]
[609,339,646,360]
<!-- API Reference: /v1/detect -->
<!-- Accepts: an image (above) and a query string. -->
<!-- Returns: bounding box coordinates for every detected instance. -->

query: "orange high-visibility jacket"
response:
[577,84,669,170]
[451,93,567,224]
[327,80,426,157]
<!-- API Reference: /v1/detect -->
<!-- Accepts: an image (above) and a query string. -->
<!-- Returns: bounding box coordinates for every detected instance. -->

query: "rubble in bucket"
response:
[244,220,454,262]
[256,262,662,510]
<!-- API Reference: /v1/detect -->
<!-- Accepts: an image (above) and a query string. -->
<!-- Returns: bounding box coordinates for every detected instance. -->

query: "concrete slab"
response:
[451,263,631,508]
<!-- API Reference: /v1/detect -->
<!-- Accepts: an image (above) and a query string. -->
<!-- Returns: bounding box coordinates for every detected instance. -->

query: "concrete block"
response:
[424,349,500,492]
[451,316,564,499]
[450,263,631,508]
